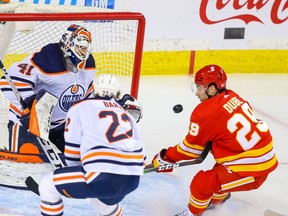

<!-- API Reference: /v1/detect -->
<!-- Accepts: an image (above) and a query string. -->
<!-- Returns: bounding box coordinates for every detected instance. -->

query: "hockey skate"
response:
[206,192,231,210]
[174,209,195,216]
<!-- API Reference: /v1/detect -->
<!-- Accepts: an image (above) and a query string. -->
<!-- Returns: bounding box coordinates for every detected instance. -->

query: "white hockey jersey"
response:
[64,97,146,176]
[0,43,96,128]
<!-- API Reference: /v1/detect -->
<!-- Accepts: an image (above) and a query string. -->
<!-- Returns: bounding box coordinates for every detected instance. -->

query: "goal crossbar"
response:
[0,12,145,97]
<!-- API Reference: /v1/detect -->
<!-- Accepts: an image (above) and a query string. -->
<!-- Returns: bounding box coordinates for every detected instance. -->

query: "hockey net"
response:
[0,3,145,146]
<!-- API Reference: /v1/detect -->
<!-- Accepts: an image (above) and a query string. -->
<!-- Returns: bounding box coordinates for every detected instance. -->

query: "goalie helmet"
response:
[60,24,92,72]
[194,64,227,90]
[94,74,121,99]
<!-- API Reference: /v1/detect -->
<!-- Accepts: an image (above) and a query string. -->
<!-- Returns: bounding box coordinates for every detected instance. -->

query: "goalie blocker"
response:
[20,89,65,168]
[0,89,64,165]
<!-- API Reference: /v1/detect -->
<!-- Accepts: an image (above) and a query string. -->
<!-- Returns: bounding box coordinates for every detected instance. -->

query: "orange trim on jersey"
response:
[62,189,73,198]
[54,175,84,182]
[85,84,94,97]
[64,149,80,155]
[0,81,31,87]
[85,66,96,70]
[85,172,97,182]
[81,151,144,162]
[9,103,25,116]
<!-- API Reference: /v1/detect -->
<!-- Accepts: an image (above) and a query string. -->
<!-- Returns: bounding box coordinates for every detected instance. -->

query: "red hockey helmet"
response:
[194,65,227,90]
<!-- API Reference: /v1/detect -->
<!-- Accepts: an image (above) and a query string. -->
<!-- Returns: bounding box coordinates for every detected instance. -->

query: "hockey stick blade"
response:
[25,176,40,195]
[144,141,212,174]
[36,137,64,169]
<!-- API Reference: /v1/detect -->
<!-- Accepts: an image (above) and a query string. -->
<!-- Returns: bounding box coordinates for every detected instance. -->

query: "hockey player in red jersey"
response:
[0,24,95,161]
[152,65,278,216]
[38,74,145,216]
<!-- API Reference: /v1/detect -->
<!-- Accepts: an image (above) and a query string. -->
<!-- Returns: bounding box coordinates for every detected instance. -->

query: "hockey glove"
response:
[152,149,174,172]
[24,94,37,109]
[118,94,143,123]
[19,94,37,128]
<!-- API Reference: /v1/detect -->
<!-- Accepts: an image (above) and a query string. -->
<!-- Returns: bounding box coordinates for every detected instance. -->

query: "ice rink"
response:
[0,74,287,216]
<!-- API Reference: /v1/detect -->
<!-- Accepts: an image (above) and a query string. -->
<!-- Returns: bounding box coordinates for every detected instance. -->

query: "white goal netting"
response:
[0,3,145,147]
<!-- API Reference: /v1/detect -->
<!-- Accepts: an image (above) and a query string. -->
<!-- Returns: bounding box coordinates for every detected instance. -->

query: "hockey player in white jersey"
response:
[38,74,145,216]
[0,24,95,162]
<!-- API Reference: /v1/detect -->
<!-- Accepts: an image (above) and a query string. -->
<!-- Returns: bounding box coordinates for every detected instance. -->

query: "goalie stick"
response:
[0,60,64,169]
[144,141,212,174]
[0,60,30,114]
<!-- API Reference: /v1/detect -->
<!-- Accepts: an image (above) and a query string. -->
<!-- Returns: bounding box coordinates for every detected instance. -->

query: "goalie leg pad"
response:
[8,121,42,154]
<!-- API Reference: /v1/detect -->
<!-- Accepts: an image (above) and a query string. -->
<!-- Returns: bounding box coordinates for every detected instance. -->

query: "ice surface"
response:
[0,74,287,216]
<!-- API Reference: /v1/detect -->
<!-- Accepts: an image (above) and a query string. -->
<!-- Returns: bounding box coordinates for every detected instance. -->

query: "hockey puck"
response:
[173,104,183,113]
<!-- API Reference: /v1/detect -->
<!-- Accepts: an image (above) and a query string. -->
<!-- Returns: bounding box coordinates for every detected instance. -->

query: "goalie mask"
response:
[60,24,92,73]
[94,74,121,99]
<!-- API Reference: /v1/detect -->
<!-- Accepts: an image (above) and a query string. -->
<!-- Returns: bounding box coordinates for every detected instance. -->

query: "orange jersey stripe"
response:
[82,151,144,162]
[65,148,80,155]
[54,175,84,182]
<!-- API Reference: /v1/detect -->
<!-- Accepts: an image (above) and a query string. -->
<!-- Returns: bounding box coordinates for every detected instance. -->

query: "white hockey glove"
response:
[118,94,143,123]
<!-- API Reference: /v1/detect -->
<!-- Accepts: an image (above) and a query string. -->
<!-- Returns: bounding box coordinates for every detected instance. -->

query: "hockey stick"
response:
[0,60,64,169]
[26,141,212,196]
[0,60,30,114]
[144,141,212,174]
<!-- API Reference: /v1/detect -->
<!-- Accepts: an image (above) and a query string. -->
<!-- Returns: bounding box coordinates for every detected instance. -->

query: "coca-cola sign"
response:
[200,0,288,24]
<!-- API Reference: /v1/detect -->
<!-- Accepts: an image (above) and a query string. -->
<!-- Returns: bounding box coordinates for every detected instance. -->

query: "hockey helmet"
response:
[94,74,121,99]
[194,64,227,90]
[60,24,92,72]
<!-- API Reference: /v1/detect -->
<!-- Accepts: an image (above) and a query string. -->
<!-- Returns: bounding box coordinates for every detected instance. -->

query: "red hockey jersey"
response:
[166,90,278,177]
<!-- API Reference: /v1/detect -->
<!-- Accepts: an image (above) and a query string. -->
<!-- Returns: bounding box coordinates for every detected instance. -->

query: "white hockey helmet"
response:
[94,74,121,99]
[60,24,92,72]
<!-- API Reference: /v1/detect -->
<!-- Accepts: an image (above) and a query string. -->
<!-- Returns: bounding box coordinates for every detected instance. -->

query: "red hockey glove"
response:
[152,149,174,172]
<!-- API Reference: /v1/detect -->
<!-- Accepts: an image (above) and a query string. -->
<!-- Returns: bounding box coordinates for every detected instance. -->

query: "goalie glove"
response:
[19,94,37,128]
[118,94,143,123]
[152,149,174,172]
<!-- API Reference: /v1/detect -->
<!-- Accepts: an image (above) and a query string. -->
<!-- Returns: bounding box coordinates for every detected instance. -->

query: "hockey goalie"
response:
[0,24,142,189]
